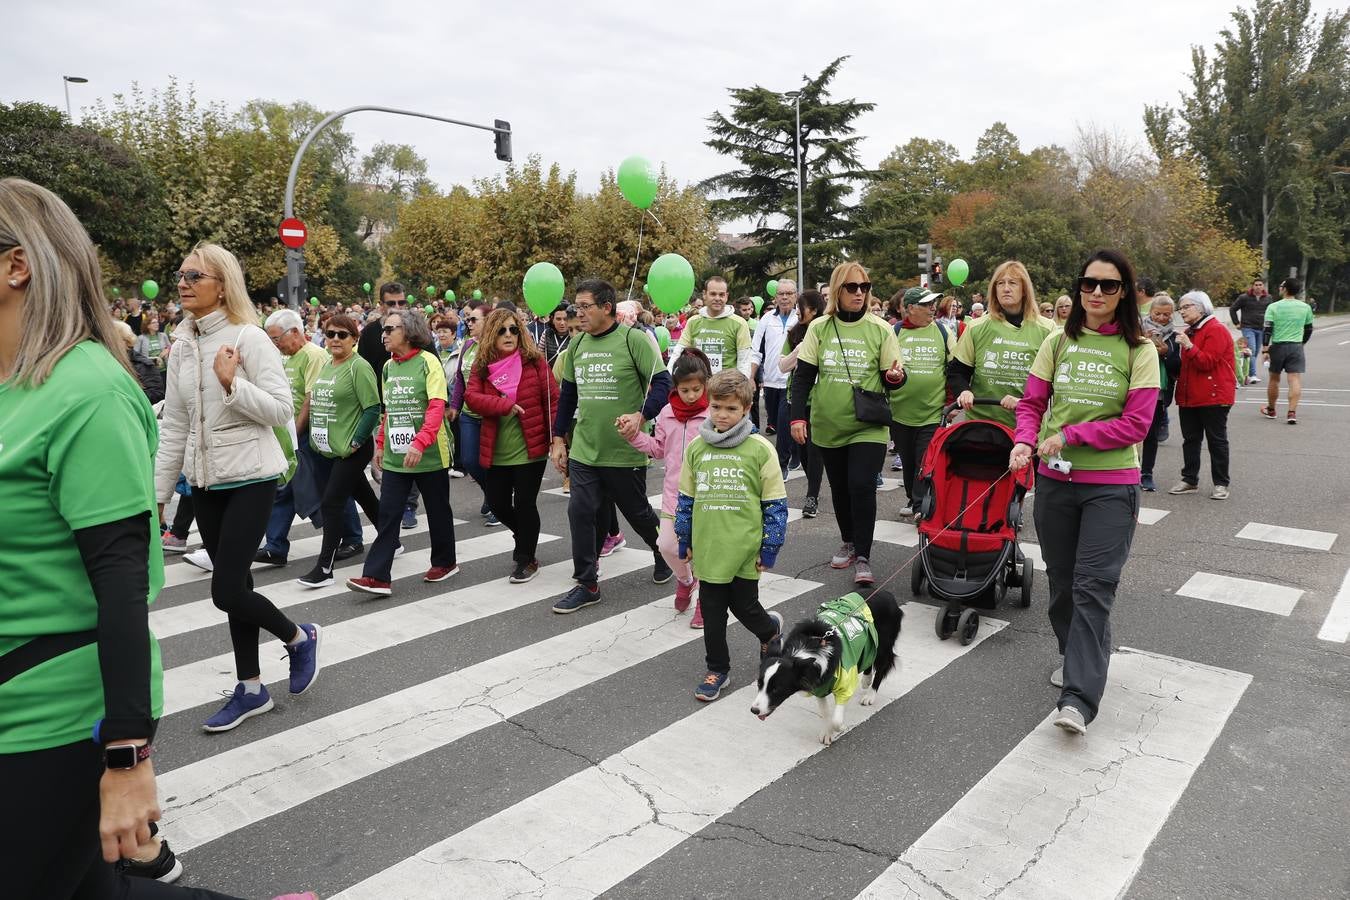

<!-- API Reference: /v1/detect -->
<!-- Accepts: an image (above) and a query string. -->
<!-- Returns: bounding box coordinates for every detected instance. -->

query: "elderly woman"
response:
[1053,294,1073,327]
[1169,290,1235,499]
[347,309,459,596]
[1139,295,1183,491]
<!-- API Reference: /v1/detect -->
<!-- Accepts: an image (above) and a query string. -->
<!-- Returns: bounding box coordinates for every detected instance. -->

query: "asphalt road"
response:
[147,313,1350,900]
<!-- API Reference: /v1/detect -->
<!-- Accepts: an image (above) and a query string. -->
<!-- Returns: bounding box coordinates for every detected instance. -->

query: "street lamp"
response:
[62,75,89,121]
[783,90,805,289]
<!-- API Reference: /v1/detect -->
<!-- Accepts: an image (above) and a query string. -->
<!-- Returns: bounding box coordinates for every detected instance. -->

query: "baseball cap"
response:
[903,287,943,306]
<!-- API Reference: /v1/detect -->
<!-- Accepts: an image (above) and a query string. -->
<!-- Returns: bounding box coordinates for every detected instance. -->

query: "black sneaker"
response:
[552,583,601,614]
[653,555,673,585]
[295,566,334,589]
[118,840,183,884]
[510,560,540,583]
[334,543,364,561]
[254,549,288,567]
[802,496,819,519]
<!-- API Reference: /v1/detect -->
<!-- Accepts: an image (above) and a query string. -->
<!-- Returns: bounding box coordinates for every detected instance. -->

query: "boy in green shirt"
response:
[676,371,788,702]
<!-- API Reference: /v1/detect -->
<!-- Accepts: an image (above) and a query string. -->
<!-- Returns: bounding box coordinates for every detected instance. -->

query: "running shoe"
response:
[674,577,698,613]
[1140,473,1156,492]
[1259,406,1277,419]
[183,549,213,572]
[830,542,856,569]
[254,548,287,567]
[334,543,364,561]
[1053,704,1087,736]
[510,560,540,583]
[401,508,417,529]
[424,565,460,582]
[600,532,626,557]
[694,671,730,702]
[891,454,903,472]
[347,576,392,596]
[484,511,502,527]
[802,496,819,519]
[295,566,334,589]
[1168,481,1198,495]
[161,533,188,553]
[202,683,273,733]
[552,583,601,614]
[653,555,673,585]
[117,839,183,884]
[286,624,322,695]
[853,557,875,586]
[1287,411,1298,425]
[690,600,704,629]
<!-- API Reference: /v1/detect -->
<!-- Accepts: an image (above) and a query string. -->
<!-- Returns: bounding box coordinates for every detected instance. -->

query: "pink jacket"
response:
[625,402,708,516]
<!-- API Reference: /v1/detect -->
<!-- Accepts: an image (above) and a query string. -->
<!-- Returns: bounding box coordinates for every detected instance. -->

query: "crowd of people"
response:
[1,173,1323,897]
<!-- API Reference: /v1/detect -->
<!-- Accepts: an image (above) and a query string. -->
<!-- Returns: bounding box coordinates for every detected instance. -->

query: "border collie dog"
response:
[751,590,902,746]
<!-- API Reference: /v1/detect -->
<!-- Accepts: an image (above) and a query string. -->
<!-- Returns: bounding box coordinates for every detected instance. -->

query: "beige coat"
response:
[155,309,293,501]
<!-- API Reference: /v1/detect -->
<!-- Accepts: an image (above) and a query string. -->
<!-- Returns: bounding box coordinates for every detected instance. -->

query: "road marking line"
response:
[159,547,649,715]
[157,574,821,852]
[332,604,1007,900]
[1176,571,1302,616]
[1236,522,1337,551]
[854,647,1250,900]
[1315,566,1350,643]
[1339,340,1349,346]
[1137,507,1169,525]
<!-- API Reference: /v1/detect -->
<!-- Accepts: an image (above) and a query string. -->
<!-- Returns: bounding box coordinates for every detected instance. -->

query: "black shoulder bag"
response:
[832,318,892,426]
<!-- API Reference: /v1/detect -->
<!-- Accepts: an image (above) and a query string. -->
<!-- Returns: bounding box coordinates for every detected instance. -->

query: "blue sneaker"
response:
[694,671,730,702]
[203,683,274,732]
[484,511,502,527]
[761,611,785,660]
[401,508,417,529]
[552,583,601,614]
[286,623,322,695]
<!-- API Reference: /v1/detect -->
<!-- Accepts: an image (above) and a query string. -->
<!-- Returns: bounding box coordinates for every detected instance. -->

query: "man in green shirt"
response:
[668,276,752,378]
[550,279,674,613]
[1260,276,1315,424]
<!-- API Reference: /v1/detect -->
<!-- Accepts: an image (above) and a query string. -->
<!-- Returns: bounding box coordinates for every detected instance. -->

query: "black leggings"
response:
[191,480,298,681]
[700,578,778,675]
[797,407,824,499]
[317,441,380,571]
[168,491,194,539]
[482,459,547,564]
[889,421,937,503]
[3,739,245,900]
[817,441,886,559]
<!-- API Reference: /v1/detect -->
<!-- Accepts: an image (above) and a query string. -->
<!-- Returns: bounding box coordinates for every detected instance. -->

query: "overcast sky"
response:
[7,0,1341,229]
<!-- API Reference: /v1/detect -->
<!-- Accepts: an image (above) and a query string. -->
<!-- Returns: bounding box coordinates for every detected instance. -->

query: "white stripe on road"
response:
[1137,507,1169,525]
[855,647,1250,900]
[1235,522,1337,551]
[151,531,550,639]
[1315,566,1350,643]
[159,547,647,715]
[158,574,820,852]
[1233,399,1350,408]
[1176,571,1303,616]
[333,604,1006,900]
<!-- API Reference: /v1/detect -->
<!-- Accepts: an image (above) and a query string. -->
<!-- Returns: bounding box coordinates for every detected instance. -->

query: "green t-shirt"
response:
[143,333,167,367]
[796,315,902,448]
[677,312,751,374]
[493,414,536,465]
[310,355,380,458]
[283,341,328,416]
[891,322,956,426]
[678,432,786,583]
[381,350,454,472]
[1031,329,1160,472]
[808,593,880,704]
[0,342,164,753]
[562,325,660,468]
[952,315,1055,428]
[1263,298,1313,345]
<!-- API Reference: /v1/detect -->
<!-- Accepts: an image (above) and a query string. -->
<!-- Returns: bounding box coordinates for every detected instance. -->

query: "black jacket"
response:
[1230,291,1273,329]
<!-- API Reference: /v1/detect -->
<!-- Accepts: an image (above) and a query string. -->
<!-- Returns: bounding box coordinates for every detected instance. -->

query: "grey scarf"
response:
[699,415,754,449]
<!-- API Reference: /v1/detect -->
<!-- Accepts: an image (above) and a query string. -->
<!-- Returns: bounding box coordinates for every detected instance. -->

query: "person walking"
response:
[1139,296,1182,492]
[154,242,320,733]
[668,276,752,377]
[1260,277,1314,425]
[789,262,906,587]
[1229,277,1272,385]
[778,289,828,518]
[889,287,956,519]
[449,303,499,525]
[1010,248,1160,736]
[549,278,673,613]
[1169,290,1236,499]
[133,310,168,369]
[751,279,800,475]
[465,308,560,584]
[347,309,459,596]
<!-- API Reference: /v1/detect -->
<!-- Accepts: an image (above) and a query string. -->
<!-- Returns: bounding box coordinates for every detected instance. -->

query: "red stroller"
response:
[910,400,1035,644]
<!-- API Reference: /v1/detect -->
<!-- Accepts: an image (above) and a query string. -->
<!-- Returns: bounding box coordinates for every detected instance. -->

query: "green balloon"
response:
[654,324,671,352]
[947,258,970,287]
[643,283,649,295]
[141,279,159,300]
[424,304,435,314]
[522,261,566,318]
[444,289,456,302]
[617,155,658,210]
[362,281,372,293]
[647,253,695,314]
[309,297,319,306]
[425,285,436,298]
[751,295,764,314]
[765,279,779,298]
[472,289,483,301]
[112,287,121,297]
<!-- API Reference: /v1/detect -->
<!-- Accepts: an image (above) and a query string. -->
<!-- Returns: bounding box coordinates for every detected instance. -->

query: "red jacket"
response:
[464,354,560,468]
[1175,316,1236,408]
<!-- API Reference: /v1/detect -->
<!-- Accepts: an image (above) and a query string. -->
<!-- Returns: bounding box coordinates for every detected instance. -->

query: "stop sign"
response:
[278,217,308,249]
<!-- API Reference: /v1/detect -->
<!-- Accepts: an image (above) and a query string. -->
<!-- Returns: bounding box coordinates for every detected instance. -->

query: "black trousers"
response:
[567,461,660,584]
[168,491,194,539]
[816,441,886,559]
[889,421,938,504]
[482,459,547,564]
[795,407,824,498]
[191,480,297,681]
[764,386,793,468]
[1179,405,1231,487]
[317,441,380,571]
[1139,389,1173,476]
[365,468,457,581]
[2,740,244,900]
[700,577,779,674]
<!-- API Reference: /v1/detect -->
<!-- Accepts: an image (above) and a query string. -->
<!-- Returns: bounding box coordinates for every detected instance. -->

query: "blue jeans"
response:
[1241,326,1263,378]
[458,413,486,484]
[264,446,362,555]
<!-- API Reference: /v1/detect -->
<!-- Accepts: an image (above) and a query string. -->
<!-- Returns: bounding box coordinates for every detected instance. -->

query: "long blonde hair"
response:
[825,261,871,317]
[985,260,1041,323]
[184,241,257,327]
[0,178,132,386]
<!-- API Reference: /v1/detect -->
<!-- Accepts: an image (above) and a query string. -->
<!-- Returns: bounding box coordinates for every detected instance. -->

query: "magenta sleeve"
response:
[411,399,446,453]
[1014,375,1052,446]
[1061,387,1159,450]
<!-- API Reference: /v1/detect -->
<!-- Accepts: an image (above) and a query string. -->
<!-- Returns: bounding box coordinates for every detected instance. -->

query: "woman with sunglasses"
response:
[789,263,905,587]
[465,309,560,583]
[448,303,499,525]
[1010,249,1159,737]
[296,315,383,588]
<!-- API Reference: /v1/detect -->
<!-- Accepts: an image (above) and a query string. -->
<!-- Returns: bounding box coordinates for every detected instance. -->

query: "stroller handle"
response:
[940,397,1007,426]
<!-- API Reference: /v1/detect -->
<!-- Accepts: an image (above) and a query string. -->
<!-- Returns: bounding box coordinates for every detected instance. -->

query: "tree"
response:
[703,57,875,290]
[350,142,433,244]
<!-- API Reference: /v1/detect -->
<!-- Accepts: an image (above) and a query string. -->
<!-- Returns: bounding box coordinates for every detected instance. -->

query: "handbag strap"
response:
[830,318,861,387]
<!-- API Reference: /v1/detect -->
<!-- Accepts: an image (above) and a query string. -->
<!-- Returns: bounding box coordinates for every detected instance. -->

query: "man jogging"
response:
[1260,277,1314,425]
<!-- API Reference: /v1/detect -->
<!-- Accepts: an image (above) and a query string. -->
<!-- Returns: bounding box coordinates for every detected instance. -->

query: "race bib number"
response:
[388,426,416,455]
[310,426,331,454]
[708,355,723,374]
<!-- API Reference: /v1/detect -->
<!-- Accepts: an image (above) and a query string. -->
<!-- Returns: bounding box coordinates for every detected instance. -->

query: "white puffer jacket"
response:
[155,309,293,501]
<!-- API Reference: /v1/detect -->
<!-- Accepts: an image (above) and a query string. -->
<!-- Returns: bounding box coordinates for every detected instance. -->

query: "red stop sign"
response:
[278,217,307,249]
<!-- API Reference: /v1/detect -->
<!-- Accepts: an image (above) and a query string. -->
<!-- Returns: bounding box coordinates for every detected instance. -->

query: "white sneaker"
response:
[1050,665,1064,688]
[1053,705,1086,735]
[183,549,214,572]
[1211,485,1230,500]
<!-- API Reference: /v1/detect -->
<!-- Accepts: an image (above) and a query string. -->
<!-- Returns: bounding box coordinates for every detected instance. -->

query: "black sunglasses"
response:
[173,270,219,285]
[324,329,351,340]
[381,325,401,334]
[841,281,872,295]
[1078,277,1123,296]
[497,325,520,337]
[384,299,409,308]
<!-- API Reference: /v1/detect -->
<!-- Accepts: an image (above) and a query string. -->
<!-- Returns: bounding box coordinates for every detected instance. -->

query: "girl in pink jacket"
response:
[624,349,712,627]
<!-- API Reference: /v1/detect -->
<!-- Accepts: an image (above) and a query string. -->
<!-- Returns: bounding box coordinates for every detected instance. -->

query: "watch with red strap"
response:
[104,743,153,770]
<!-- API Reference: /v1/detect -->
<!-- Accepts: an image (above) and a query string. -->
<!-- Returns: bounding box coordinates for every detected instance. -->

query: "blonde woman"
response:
[788,262,905,586]
[154,241,322,733]
[948,260,1054,429]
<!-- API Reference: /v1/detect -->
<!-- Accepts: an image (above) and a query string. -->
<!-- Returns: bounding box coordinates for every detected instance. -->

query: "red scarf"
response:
[668,388,708,423]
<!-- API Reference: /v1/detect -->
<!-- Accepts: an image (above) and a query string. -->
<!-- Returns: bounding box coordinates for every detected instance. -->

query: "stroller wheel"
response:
[934,605,958,641]
[957,608,980,646]
[1018,562,1033,608]
[910,559,925,596]
[992,573,1009,607]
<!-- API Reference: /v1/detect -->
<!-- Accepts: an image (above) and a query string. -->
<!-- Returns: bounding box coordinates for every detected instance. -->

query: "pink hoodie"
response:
[625,402,709,516]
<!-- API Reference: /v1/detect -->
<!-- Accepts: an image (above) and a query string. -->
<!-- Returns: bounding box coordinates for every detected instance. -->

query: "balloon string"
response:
[627,212,645,302]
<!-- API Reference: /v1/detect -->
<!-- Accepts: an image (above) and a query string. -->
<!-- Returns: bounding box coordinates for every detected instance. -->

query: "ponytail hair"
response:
[672,347,712,383]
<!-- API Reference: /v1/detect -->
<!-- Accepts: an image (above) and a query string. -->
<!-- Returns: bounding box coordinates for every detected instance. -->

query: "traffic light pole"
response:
[281,105,512,308]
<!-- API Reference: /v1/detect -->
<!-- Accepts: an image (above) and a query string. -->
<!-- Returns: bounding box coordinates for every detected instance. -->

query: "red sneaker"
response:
[346,576,392,596]
[690,599,704,629]
[424,565,461,583]
[674,577,698,613]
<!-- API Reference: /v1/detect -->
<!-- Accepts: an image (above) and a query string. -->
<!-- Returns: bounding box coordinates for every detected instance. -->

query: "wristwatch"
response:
[104,743,153,770]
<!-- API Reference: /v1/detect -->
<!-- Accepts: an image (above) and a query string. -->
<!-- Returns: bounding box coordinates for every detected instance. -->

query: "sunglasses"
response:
[385,299,409,308]
[841,282,872,295]
[173,270,219,285]
[1078,277,1123,296]
[466,316,482,323]
[497,325,520,337]
[381,325,401,334]
[324,330,351,340]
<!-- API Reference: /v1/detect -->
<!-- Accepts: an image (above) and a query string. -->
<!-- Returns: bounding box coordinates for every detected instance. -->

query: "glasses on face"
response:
[497,325,520,337]
[1078,277,1123,296]
[841,282,872,295]
[381,324,401,334]
[324,330,351,340]
[466,316,481,324]
[574,302,599,311]
[173,270,218,285]
[385,299,409,308]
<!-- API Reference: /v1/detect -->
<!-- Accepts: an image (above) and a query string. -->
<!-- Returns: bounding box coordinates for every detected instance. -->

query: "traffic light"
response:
[917,242,933,276]
[494,119,513,162]
[931,256,944,286]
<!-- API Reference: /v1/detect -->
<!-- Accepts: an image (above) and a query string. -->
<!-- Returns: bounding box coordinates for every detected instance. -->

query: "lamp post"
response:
[62,75,89,121]
[783,90,805,289]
